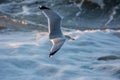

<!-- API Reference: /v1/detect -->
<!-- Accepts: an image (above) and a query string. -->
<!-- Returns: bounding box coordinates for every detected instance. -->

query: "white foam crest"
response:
[14,6,42,16]
[64,29,119,36]
[15,6,30,16]
[77,29,119,33]
[74,0,84,16]
[8,42,37,48]
[63,29,120,41]
[0,54,40,60]
[35,32,48,46]
[0,31,48,48]
[104,6,119,26]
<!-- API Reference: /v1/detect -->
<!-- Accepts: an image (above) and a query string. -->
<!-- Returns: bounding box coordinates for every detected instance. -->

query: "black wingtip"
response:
[49,49,60,58]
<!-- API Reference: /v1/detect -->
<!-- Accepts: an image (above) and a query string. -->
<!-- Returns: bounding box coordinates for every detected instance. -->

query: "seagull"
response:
[39,6,65,57]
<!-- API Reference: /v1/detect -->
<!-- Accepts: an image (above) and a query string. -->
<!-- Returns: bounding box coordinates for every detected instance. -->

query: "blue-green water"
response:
[0,0,120,80]
[0,30,120,80]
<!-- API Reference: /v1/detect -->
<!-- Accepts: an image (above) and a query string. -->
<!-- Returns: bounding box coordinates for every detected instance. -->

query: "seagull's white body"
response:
[41,8,65,57]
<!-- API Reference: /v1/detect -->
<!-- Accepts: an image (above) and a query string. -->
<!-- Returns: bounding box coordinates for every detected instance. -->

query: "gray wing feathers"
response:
[49,38,65,57]
[42,10,63,39]
[42,9,65,57]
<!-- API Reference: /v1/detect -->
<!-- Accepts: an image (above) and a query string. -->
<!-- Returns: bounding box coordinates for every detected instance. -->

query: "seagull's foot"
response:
[65,35,75,40]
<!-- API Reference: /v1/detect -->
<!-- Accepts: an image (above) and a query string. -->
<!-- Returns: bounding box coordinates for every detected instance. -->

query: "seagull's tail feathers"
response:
[49,38,65,57]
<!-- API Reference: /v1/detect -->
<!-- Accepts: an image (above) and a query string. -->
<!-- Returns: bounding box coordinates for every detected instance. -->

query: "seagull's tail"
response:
[49,38,65,57]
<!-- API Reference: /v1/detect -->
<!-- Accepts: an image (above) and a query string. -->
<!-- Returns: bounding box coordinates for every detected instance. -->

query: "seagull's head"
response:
[39,6,50,10]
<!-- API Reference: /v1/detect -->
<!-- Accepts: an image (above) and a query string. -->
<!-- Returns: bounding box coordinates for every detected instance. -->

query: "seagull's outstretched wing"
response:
[39,6,65,57]
[49,38,65,57]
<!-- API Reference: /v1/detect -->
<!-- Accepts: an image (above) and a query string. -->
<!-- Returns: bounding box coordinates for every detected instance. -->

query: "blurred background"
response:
[0,1,120,80]
[0,0,120,32]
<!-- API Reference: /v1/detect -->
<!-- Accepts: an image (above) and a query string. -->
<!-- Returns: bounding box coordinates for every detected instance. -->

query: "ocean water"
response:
[0,0,120,80]
[0,29,120,80]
